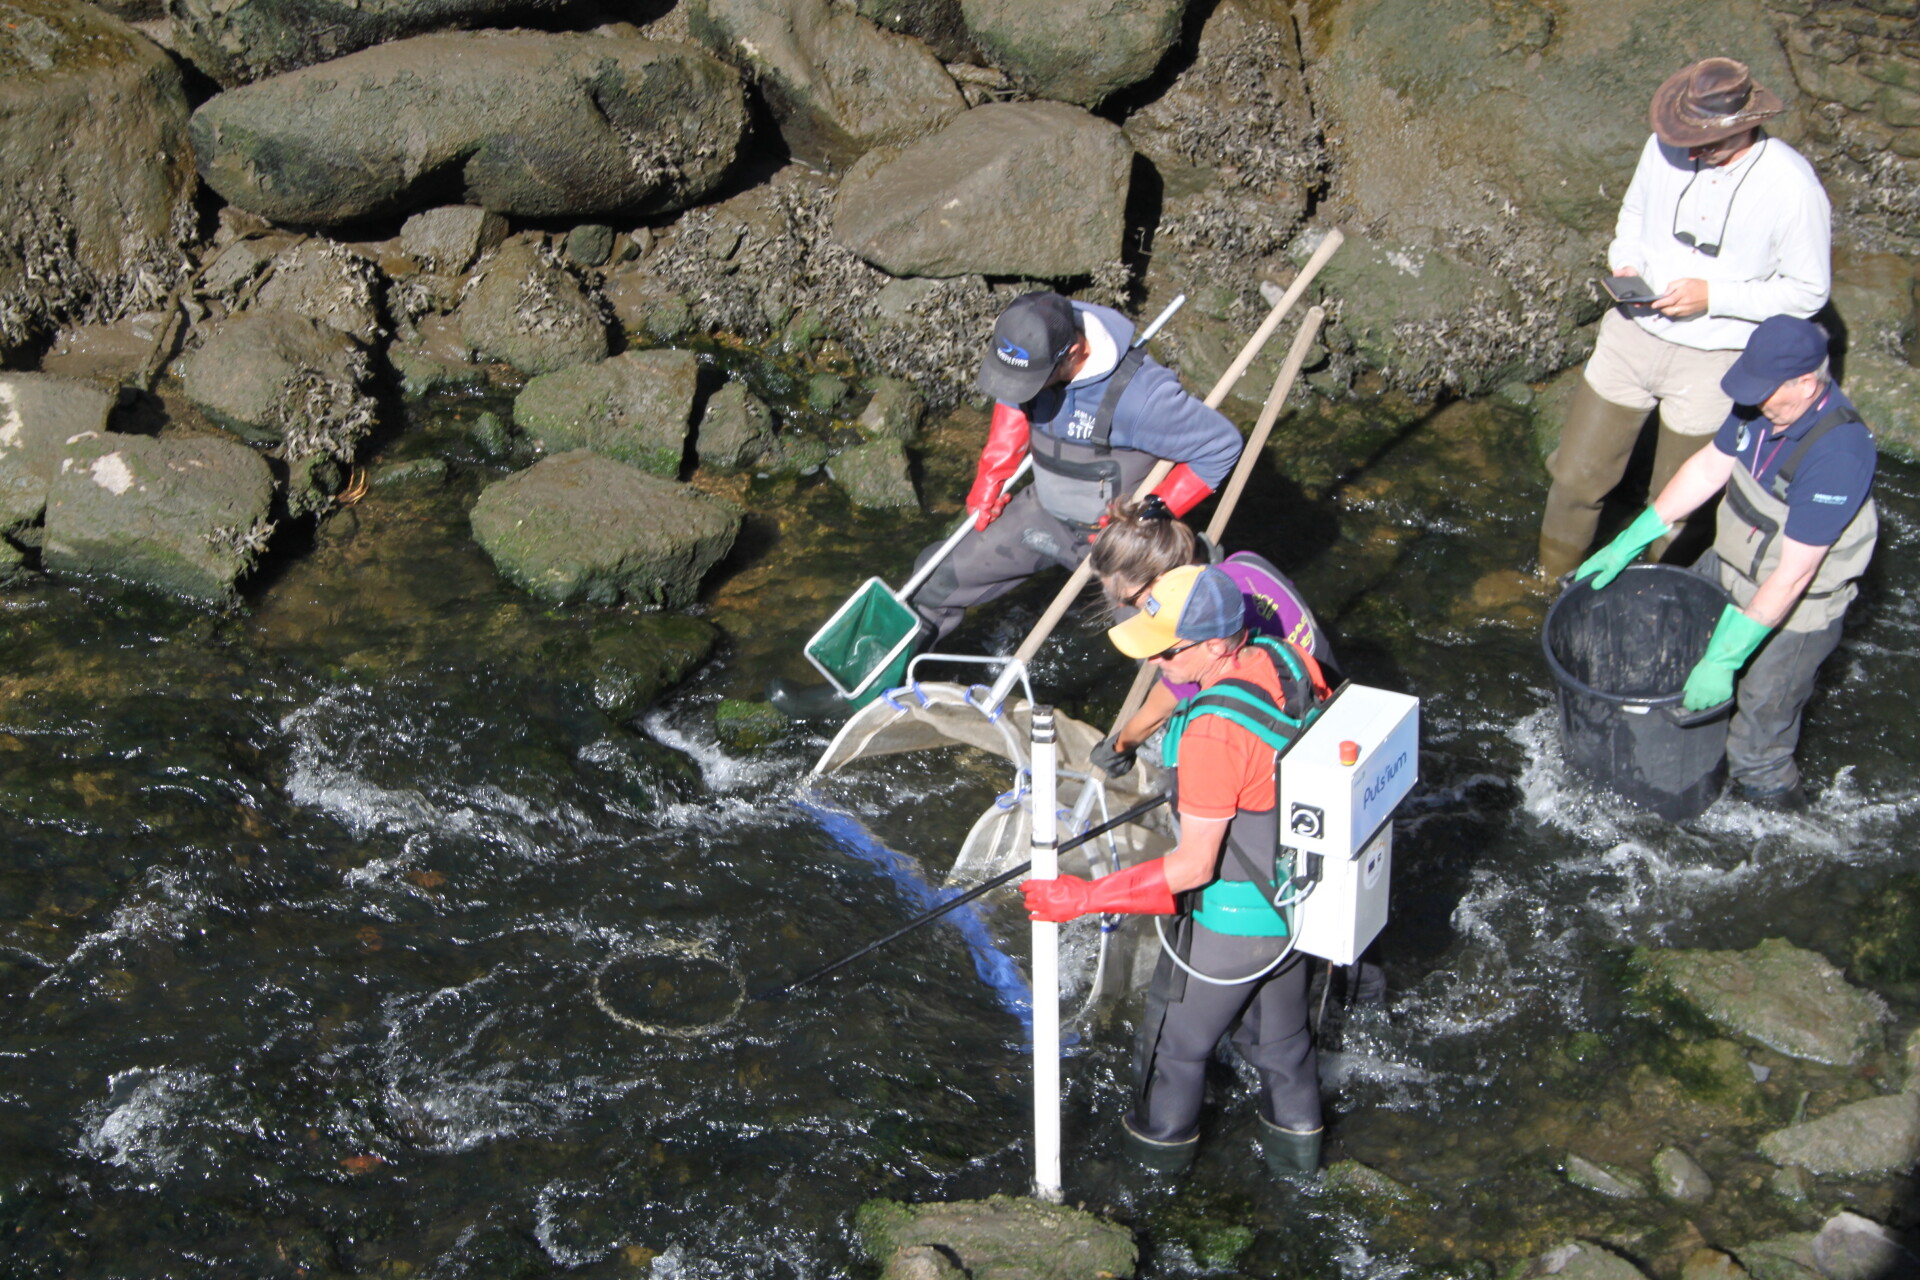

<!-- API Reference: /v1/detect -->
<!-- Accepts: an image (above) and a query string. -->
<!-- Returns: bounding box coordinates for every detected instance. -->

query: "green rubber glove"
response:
[1573,506,1671,589]
[1681,604,1773,710]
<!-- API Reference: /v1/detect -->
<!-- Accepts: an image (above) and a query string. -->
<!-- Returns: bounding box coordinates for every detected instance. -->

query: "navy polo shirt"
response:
[1712,383,1876,547]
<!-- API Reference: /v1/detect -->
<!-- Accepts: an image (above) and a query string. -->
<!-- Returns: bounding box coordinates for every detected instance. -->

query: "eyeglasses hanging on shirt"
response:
[1672,137,1768,258]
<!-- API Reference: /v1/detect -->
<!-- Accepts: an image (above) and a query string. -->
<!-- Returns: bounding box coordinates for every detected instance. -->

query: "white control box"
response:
[1278,685,1419,860]
[1279,685,1418,966]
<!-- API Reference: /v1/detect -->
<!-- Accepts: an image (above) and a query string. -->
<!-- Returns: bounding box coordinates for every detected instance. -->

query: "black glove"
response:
[1090,733,1136,779]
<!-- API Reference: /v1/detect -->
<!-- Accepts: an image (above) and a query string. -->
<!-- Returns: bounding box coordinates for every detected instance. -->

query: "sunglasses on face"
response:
[1151,638,1202,662]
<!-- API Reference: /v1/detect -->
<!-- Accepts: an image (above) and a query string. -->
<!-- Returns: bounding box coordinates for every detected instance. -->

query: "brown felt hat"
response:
[1650,58,1784,148]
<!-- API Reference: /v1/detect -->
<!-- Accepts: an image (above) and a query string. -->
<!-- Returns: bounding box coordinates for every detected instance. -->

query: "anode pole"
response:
[1029,706,1062,1203]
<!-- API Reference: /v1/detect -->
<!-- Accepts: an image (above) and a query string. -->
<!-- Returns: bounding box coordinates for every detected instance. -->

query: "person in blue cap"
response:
[1574,315,1877,810]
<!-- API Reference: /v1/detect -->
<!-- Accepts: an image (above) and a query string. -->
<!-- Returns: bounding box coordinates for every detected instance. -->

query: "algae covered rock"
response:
[190,30,748,224]
[1756,1090,1920,1177]
[832,102,1132,280]
[858,376,924,441]
[42,433,275,605]
[1848,871,1920,983]
[1652,1147,1713,1204]
[582,615,719,721]
[0,373,117,526]
[1633,938,1888,1066]
[0,0,197,353]
[828,439,918,509]
[1564,1152,1648,1200]
[456,239,609,376]
[1732,1233,1821,1280]
[960,0,1188,107]
[855,1195,1137,1280]
[714,698,788,750]
[514,348,699,477]
[470,450,740,607]
[179,309,376,462]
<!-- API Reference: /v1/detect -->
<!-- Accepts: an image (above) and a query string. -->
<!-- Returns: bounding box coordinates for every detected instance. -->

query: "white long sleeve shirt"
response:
[1607,131,1831,352]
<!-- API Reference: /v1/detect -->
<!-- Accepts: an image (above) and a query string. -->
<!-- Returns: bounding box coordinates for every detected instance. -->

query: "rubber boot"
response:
[1120,1117,1198,1174]
[1258,1115,1322,1178]
[1738,779,1809,813]
[1539,383,1652,580]
[766,678,853,723]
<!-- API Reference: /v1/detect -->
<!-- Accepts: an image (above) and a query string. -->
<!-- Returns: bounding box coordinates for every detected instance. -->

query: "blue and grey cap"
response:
[1721,315,1828,406]
[977,292,1079,404]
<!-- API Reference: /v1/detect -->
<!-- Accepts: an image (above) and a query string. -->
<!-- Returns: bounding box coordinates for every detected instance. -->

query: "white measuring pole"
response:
[1028,706,1062,1203]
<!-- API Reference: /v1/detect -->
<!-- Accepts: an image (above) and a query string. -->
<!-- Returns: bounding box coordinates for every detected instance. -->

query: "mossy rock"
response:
[584,615,719,721]
[855,1195,1136,1280]
[1630,939,1889,1066]
[714,698,788,751]
[514,348,699,478]
[1849,872,1920,984]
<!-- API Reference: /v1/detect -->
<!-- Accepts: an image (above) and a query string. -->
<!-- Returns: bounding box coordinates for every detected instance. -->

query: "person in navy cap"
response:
[1573,315,1877,810]
[770,291,1242,721]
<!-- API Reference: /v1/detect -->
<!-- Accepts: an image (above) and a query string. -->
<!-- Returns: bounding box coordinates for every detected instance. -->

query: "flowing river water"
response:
[1,377,1915,1278]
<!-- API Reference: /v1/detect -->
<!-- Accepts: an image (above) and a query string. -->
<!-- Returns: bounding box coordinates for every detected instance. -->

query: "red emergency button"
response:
[1339,740,1360,765]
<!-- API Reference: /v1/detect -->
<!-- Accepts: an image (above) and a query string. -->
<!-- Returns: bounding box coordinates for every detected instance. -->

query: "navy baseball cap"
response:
[1108,566,1245,659]
[977,292,1079,404]
[1722,316,1829,406]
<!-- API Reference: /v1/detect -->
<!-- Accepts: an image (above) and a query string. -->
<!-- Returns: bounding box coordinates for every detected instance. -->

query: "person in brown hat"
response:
[1536,57,1830,580]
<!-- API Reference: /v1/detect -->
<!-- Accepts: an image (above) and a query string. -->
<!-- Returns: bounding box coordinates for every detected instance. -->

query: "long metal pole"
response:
[1028,706,1062,1202]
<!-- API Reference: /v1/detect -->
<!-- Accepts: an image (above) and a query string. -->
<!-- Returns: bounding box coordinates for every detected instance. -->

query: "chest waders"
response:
[1152,637,1328,986]
[1027,346,1160,529]
[1715,404,1878,633]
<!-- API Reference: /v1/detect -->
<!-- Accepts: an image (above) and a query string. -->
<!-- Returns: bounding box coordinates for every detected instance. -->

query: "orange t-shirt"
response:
[1176,645,1286,821]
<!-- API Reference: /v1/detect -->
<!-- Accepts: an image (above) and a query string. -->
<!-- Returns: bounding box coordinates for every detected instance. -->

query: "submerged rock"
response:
[1757,1090,1920,1177]
[1564,1152,1649,1200]
[179,309,376,462]
[1811,1212,1919,1280]
[0,0,196,355]
[1679,1248,1749,1280]
[688,0,965,169]
[1847,871,1920,984]
[854,1195,1137,1280]
[43,433,275,605]
[0,374,117,527]
[714,698,788,750]
[960,0,1187,107]
[169,0,589,84]
[514,348,699,477]
[456,239,609,376]
[469,450,741,607]
[582,615,719,721]
[857,377,924,441]
[1517,1240,1649,1280]
[190,31,747,225]
[828,438,917,509]
[1732,1233,1821,1280]
[1652,1147,1713,1204]
[1634,938,1888,1066]
[832,101,1132,280]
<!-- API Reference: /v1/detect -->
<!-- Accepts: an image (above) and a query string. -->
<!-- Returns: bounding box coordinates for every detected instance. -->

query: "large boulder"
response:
[959,0,1189,108]
[832,102,1133,279]
[179,309,376,463]
[169,0,587,86]
[688,0,965,170]
[469,450,741,607]
[1298,0,1799,392]
[513,348,699,477]
[1635,939,1889,1066]
[0,374,117,527]
[455,239,610,376]
[190,31,748,225]
[0,1,195,355]
[42,433,276,605]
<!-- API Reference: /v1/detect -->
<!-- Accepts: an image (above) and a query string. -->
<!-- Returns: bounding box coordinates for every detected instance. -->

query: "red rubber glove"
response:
[1022,859,1174,923]
[965,402,1030,530]
[1149,463,1214,518]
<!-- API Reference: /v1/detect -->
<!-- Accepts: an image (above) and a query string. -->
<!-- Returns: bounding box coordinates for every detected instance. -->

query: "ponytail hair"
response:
[1091,496,1200,607]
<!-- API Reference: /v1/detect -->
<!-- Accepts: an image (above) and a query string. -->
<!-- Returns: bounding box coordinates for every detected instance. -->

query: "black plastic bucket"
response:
[1541,564,1736,821]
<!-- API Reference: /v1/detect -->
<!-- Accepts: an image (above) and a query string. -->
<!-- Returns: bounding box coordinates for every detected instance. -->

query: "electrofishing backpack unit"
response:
[1163,636,1419,966]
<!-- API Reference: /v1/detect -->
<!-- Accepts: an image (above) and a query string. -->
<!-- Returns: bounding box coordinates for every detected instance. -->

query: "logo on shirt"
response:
[1735,423,1751,453]
[996,340,1030,368]
[1065,409,1096,439]
[1811,493,1847,504]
